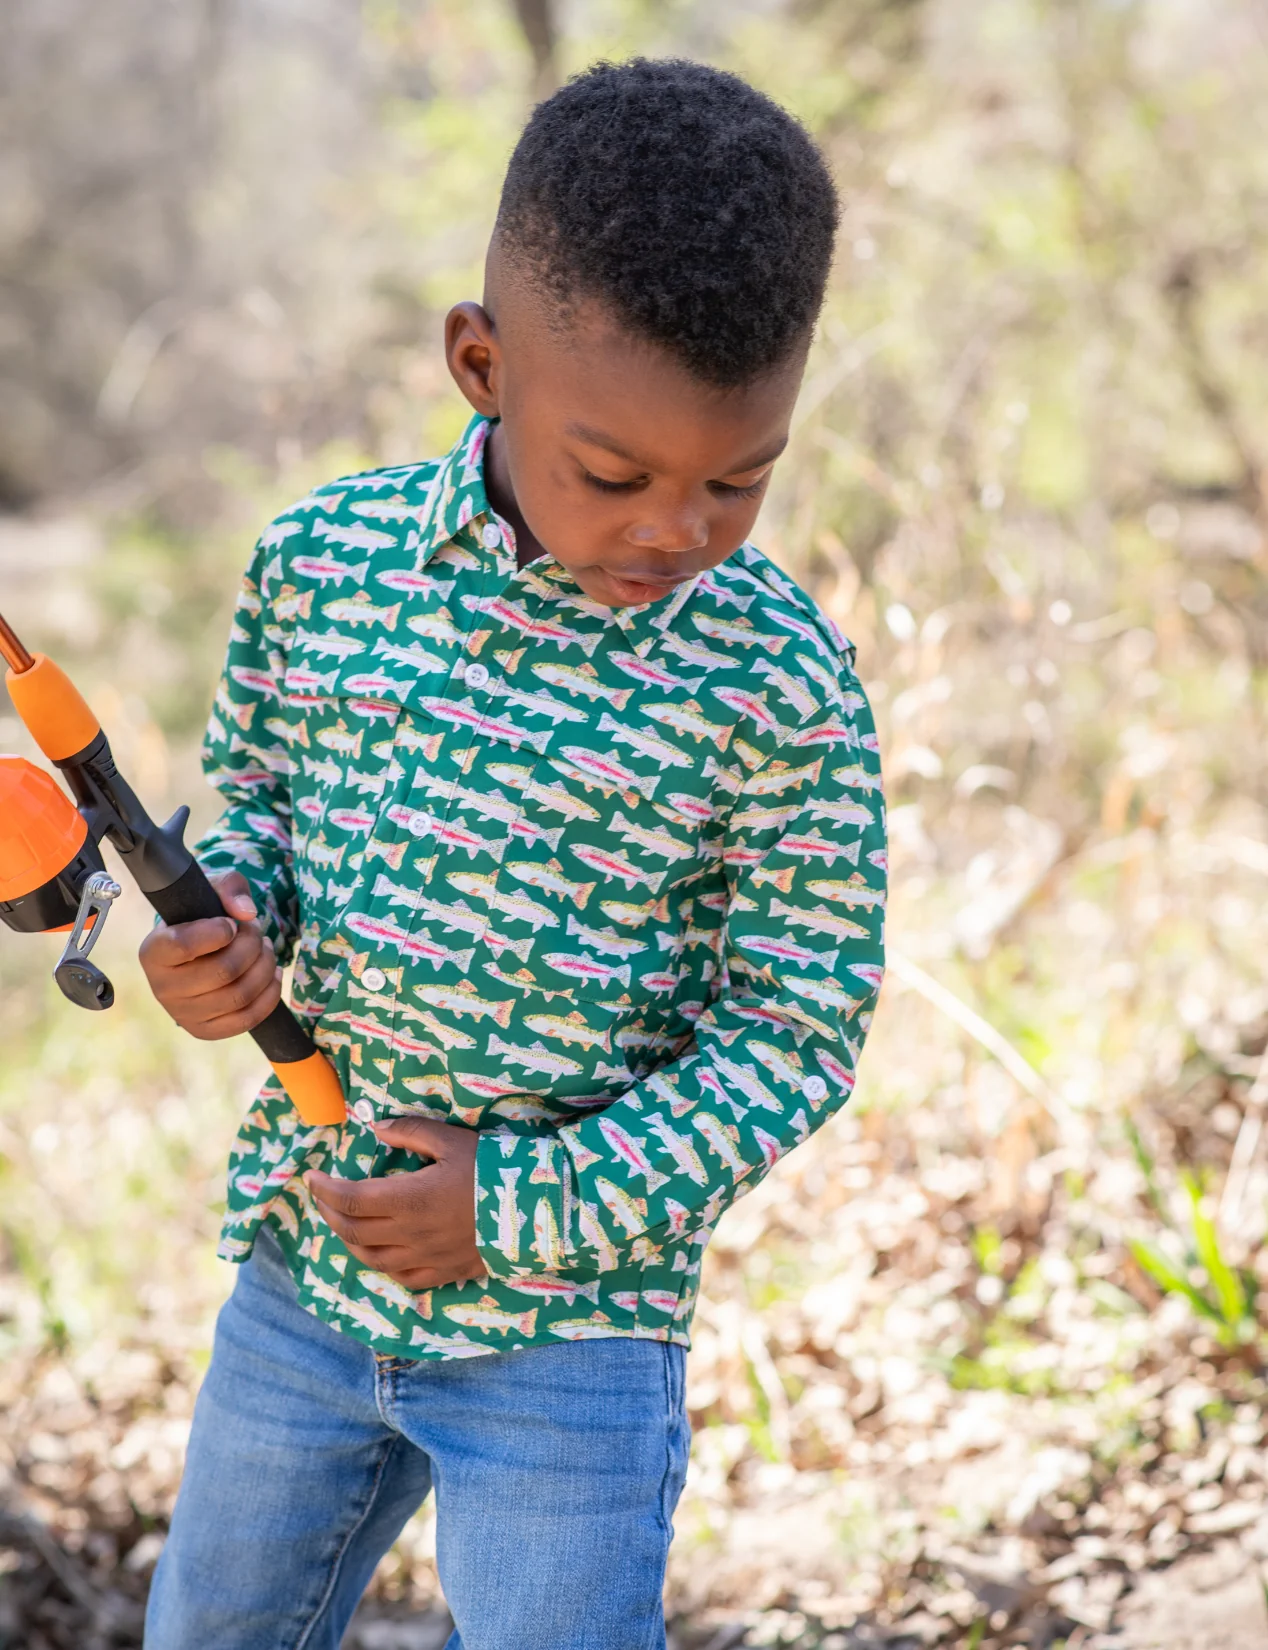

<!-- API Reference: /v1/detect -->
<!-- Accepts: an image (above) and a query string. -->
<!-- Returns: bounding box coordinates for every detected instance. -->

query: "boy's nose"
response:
[626,510,709,555]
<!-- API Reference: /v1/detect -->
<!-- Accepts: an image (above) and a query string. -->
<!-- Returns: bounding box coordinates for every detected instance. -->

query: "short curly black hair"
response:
[495,58,839,388]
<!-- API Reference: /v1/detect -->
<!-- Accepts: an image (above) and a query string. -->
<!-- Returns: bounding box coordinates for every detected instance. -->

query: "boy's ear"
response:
[445,302,501,417]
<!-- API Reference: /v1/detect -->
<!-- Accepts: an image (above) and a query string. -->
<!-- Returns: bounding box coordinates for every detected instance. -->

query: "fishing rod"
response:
[0,611,345,1126]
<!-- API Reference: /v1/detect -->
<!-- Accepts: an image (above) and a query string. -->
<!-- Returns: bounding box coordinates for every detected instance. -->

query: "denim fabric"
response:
[144,1229,690,1650]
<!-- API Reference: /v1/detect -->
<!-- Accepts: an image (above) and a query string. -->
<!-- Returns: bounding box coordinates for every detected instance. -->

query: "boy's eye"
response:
[580,469,770,500]
[710,476,768,501]
[581,470,642,494]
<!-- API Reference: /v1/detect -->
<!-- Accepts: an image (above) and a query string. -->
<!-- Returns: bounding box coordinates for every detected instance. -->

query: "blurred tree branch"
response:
[510,0,558,98]
[1164,251,1267,520]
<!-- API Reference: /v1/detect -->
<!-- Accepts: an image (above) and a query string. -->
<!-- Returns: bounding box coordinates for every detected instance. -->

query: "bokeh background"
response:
[3,2,1268,1646]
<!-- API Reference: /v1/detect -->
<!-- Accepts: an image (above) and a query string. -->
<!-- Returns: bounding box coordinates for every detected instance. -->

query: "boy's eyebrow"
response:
[565,421,788,474]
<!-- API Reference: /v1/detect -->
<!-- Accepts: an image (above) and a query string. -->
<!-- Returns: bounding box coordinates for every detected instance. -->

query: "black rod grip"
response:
[146,861,318,1064]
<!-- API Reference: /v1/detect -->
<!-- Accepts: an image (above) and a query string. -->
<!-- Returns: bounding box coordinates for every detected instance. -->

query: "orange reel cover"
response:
[0,755,88,902]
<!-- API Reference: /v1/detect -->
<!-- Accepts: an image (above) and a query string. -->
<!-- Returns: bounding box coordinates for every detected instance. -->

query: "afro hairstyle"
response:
[494,57,839,388]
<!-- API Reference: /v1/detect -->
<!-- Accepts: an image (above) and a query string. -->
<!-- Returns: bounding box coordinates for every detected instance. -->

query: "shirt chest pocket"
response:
[282,647,408,915]
[457,742,705,1011]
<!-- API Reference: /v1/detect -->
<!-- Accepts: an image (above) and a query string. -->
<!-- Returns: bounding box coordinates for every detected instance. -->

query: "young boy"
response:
[139,57,885,1650]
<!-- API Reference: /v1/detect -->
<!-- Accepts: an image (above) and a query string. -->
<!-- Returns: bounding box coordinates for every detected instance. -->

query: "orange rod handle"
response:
[270,1049,348,1127]
[5,654,102,763]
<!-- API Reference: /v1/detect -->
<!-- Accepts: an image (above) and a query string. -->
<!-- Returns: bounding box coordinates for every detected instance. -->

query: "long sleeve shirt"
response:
[199,412,887,1358]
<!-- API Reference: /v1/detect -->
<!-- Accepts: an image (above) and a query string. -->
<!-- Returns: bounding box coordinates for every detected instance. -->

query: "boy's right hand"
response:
[139,870,283,1040]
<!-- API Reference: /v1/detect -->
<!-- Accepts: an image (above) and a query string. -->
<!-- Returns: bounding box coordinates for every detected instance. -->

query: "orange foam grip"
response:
[6,654,101,763]
[270,1049,347,1126]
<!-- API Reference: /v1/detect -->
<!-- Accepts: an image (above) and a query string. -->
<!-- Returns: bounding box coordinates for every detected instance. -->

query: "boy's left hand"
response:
[305,1118,486,1290]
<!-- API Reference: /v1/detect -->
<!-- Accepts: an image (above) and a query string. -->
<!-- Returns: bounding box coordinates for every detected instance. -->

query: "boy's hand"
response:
[305,1118,485,1291]
[139,870,282,1040]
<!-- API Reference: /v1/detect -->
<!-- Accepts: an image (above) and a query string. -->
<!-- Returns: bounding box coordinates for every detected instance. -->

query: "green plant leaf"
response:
[1129,1238,1224,1327]
[1185,1177,1249,1332]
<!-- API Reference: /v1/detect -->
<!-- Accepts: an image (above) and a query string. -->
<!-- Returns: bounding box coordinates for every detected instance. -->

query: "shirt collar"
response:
[418,411,701,635]
[419,412,509,565]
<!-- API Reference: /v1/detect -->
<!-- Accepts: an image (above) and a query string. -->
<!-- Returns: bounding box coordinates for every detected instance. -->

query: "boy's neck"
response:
[484,421,546,570]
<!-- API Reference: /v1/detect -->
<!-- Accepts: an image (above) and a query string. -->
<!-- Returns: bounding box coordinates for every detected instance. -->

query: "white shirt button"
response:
[480,524,501,549]
[801,1075,829,1102]
[353,1099,375,1125]
[463,661,489,690]
[361,966,387,992]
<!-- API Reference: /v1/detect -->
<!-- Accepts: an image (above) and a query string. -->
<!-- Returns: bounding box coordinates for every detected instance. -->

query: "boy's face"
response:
[445,256,807,608]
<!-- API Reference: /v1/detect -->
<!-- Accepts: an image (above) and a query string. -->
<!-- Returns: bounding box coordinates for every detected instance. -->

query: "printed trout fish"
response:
[596,713,693,771]
[548,1312,624,1341]
[609,651,704,694]
[486,763,600,821]
[522,1010,612,1051]
[409,1328,494,1357]
[691,612,788,654]
[487,678,588,723]
[494,1167,527,1262]
[805,874,886,911]
[532,661,632,709]
[609,811,694,863]
[412,980,515,1028]
[447,872,559,932]
[504,859,596,909]
[406,608,488,651]
[461,594,602,655]
[303,1270,399,1339]
[739,934,839,971]
[597,1118,668,1193]
[558,747,660,800]
[643,699,732,751]
[784,976,866,1018]
[594,1177,648,1236]
[658,631,740,671]
[414,696,550,755]
[564,915,648,959]
[371,637,450,674]
[387,805,506,862]
[693,1112,747,1178]
[487,1036,583,1079]
[713,1056,782,1114]
[777,830,860,867]
[599,896,671,927]
[709,686,789,737]
[311,520,398,554]
[321,595,402,630]
[751,659,819,718]
[739,757,824,797]
[542,953,632,990]
[571,844,665,893]
[443,1295,537,1337]
[291,554,370,587]
[505,1273,601,1307]
[644,1116,708,1185]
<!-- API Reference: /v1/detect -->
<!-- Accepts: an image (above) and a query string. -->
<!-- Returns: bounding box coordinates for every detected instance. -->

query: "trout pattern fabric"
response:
[198,413,886,1358]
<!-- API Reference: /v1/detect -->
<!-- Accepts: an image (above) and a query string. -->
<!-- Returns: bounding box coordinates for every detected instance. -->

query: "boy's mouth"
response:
[606,569,693,604]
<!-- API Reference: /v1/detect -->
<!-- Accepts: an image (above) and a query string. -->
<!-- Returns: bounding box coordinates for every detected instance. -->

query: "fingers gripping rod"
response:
[0,610,345,1126]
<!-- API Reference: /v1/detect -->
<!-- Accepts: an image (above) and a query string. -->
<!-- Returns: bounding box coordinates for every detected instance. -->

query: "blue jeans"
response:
[144,1229,690,1650]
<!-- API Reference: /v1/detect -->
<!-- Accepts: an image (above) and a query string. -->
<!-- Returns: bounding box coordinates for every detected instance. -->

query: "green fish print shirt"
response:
[199,413,887,1358]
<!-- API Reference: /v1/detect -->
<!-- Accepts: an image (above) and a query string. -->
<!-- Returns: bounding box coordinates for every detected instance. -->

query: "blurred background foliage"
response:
[3,1,1268,1646]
